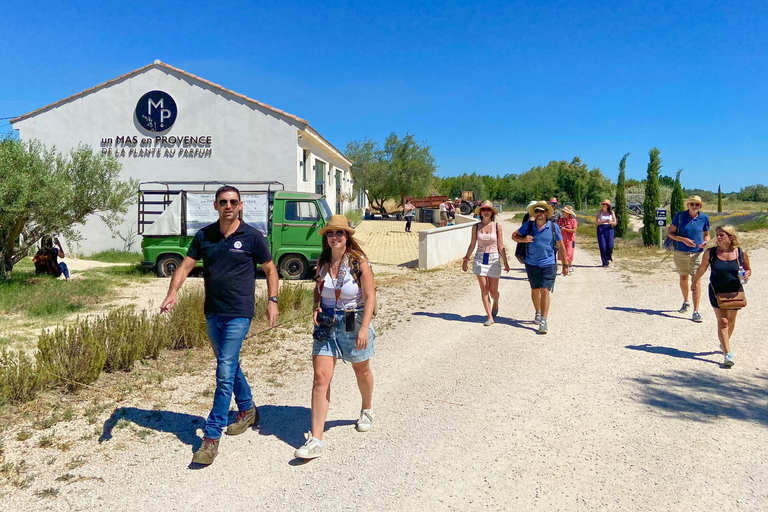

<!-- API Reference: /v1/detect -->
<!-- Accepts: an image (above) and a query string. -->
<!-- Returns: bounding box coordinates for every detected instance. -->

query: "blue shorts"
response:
[525,264,557,290]
[312,308,375,363]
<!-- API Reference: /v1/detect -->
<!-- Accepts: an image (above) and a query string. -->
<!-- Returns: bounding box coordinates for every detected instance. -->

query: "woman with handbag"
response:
[691,225,751,367]
[461,201,510,326]
[295,215,376,459]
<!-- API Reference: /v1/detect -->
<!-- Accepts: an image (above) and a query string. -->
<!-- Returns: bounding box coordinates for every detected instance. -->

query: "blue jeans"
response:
[204,315,254,439]
[58,262,69,279]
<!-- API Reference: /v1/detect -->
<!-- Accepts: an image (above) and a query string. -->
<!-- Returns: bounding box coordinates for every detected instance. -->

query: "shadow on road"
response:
[607,306,688,320]
[100,407,205,450]
[413,311,538,332]
[626,343,721,365]
[630,370,768,425]
[256,405,355,449]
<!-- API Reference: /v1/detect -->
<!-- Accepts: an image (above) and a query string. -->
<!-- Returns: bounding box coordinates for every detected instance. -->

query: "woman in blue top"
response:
[511,201,569,334]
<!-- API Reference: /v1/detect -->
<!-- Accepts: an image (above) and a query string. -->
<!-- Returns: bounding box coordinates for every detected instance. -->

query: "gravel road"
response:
[4,222,767,511]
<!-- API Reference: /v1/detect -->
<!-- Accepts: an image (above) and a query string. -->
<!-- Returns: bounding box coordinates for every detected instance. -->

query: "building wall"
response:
[12,66,359,253]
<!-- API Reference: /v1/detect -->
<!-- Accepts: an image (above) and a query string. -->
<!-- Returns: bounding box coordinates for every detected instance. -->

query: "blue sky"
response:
[1,0,765,192]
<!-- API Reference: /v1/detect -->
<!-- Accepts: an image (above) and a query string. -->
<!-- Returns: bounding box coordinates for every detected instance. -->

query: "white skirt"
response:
[473,252,501,278]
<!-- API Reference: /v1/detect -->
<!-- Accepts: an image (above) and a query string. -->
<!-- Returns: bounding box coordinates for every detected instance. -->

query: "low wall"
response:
[418,215,478,270]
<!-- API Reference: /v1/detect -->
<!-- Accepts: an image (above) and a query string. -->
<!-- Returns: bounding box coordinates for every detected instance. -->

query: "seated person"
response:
[33,236,70,280]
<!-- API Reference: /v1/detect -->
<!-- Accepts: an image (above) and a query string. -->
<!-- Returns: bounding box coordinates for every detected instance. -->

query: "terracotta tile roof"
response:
[10,60,350,162]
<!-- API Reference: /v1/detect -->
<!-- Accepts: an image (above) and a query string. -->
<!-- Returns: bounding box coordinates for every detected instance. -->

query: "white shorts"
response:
[473,252,501,278]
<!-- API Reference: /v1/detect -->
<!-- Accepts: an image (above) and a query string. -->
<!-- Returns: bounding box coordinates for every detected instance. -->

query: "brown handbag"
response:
[712,285,747,310]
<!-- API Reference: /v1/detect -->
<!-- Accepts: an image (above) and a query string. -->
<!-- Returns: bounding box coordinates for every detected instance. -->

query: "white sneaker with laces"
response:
[356,409,374,432]
[294,431,324,459]
[724,353,735,367]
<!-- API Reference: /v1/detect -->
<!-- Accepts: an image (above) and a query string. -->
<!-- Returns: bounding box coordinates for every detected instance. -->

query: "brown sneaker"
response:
[226,407,258,436]
[191,437,219,465]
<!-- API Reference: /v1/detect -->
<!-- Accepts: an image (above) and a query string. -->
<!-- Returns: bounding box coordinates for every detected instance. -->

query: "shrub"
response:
[93,307,146,372]
[0,349,45,404]
[165,288,208,349]
[37,321,107,392]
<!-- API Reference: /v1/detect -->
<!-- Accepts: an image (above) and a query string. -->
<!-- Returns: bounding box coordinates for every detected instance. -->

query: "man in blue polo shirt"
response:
[668,195,710,322]
[159,185,279,465]
[511,200,569,334]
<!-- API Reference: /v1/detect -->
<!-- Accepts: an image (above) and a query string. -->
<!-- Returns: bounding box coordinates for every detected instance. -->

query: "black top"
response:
[186,221,273,318]
[709,249,741,294]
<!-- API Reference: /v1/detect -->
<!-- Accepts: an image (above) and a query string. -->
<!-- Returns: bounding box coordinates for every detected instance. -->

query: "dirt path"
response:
[4,223,768,511]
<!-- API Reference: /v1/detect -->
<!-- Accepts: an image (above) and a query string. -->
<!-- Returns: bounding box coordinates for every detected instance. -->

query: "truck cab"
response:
[139,181,330,279]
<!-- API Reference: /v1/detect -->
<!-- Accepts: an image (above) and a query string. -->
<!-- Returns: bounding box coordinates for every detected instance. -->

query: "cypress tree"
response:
[614,153,630,238]
[670,169,685,219]
[718,185,723,212]
[642,148,661,246]
[574,179,583,209]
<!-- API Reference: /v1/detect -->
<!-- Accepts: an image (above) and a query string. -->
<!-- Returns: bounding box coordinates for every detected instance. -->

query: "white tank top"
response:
[597,211,613,223]
[320,267,363,309]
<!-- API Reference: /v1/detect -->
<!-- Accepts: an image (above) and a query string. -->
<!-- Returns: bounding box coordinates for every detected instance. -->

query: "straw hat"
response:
[474,200,498,216]
[318,214,355,236]
[685,195,704,207]
[527,200,554,218]
[601,199,611,206]
[561,205,576,216]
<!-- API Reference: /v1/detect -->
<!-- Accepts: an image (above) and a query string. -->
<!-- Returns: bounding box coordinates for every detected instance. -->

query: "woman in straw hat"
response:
[595,200,617,267]
[511,200,569,334]
[691,225,751,367]
[558,205,578,274]
[295,215,376,459]
[668,195,710,322]
[461,201,510,326]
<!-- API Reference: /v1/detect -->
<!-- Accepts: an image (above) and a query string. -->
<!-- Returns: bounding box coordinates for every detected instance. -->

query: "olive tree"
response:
[0,137,136,279]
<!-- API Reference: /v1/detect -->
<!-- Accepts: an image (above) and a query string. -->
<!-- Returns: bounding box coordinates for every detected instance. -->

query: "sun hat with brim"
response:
[685,195,704,207]
[527,200,554,218]
[474,200,499,216]
[601,199,611,206]
[318,214,355,236]
[561,205,576,216]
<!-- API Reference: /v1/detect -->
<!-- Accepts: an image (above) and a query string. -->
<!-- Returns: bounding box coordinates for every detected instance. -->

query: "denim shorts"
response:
[312,308,375,363]
[525,264,557,290]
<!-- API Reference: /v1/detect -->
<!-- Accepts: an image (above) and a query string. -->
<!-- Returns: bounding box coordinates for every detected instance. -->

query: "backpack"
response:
[33,248,59,276]
[515,220,558,265]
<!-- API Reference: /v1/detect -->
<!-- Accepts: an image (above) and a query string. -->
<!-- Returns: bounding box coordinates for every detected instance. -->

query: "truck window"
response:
[318,199,332,220]
[285,201,319,222]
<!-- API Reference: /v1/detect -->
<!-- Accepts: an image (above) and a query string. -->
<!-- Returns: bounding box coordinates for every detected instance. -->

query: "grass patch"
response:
[0,271,110,319]
[35,487,59,498]
[17,430,32,441]
[80,250,142,264]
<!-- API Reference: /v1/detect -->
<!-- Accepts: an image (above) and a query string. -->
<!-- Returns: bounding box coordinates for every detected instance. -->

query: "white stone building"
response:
[10,60,364,253]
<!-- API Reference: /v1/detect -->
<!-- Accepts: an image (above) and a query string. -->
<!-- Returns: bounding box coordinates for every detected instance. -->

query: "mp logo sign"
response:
[135,91,177,132]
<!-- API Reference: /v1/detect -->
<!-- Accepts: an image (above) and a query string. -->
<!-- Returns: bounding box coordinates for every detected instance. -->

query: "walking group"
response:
[160,186,376,465]
[158,187,752,466]
[462,195,752,367]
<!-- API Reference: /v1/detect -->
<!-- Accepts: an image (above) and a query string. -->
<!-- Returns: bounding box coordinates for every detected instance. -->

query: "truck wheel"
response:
[459,201,473,215]
[279,255,309,280]
[157,255,183,278]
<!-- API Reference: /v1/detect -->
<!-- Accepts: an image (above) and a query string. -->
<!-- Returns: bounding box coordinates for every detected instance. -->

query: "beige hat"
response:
[527,200,554,218]
[474,200,498,216]
[318,214,355,236]
[561,205,576,216]
[685,195,703,207]
[601,199,611,206]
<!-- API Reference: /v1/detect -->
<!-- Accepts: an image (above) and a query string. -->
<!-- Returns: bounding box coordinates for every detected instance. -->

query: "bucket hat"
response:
[318,214,355,236]
[527,200,554,218]
[474,200,499,216]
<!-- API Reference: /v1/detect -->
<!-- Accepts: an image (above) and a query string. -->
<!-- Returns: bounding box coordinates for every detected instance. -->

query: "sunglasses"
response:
[480,208,492,213]
[689,203,702,207]
[533,208,546,213]
[325,230,347,238]
[217,198,240,207]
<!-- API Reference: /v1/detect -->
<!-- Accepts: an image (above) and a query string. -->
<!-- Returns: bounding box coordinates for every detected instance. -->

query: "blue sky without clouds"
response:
[1,0,766,192]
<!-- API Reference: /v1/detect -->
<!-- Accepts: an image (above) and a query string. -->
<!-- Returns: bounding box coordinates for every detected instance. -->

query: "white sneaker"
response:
[724,353,734,367]
[294,431,324,459]
[356,409,374,432]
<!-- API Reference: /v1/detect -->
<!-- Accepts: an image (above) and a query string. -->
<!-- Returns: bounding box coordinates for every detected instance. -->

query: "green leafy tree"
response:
[346,133,436,212]
[614,153,630,238]
[737,184,768,202]
[438,173,486,202]
[642,148,662,246]
[670,169,685,219]
[718,185,723,212]
[0,137,136,279]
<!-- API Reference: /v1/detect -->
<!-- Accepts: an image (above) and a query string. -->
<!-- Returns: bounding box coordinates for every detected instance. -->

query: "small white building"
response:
[10,60,364,253]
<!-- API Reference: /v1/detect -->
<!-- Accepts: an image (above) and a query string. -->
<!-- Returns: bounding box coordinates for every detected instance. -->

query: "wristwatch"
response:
[268,296,278,303]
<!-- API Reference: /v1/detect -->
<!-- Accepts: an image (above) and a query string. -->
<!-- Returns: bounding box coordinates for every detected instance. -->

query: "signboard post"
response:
[655,208,667,248]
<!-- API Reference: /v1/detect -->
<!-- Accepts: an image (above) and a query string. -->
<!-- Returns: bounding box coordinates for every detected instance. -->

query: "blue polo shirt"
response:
[671,210,710,253]
[517,220,562,267]
[186,220,273,318]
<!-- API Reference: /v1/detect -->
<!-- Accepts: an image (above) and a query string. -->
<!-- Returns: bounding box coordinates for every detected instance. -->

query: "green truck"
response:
[139,181,332,279]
